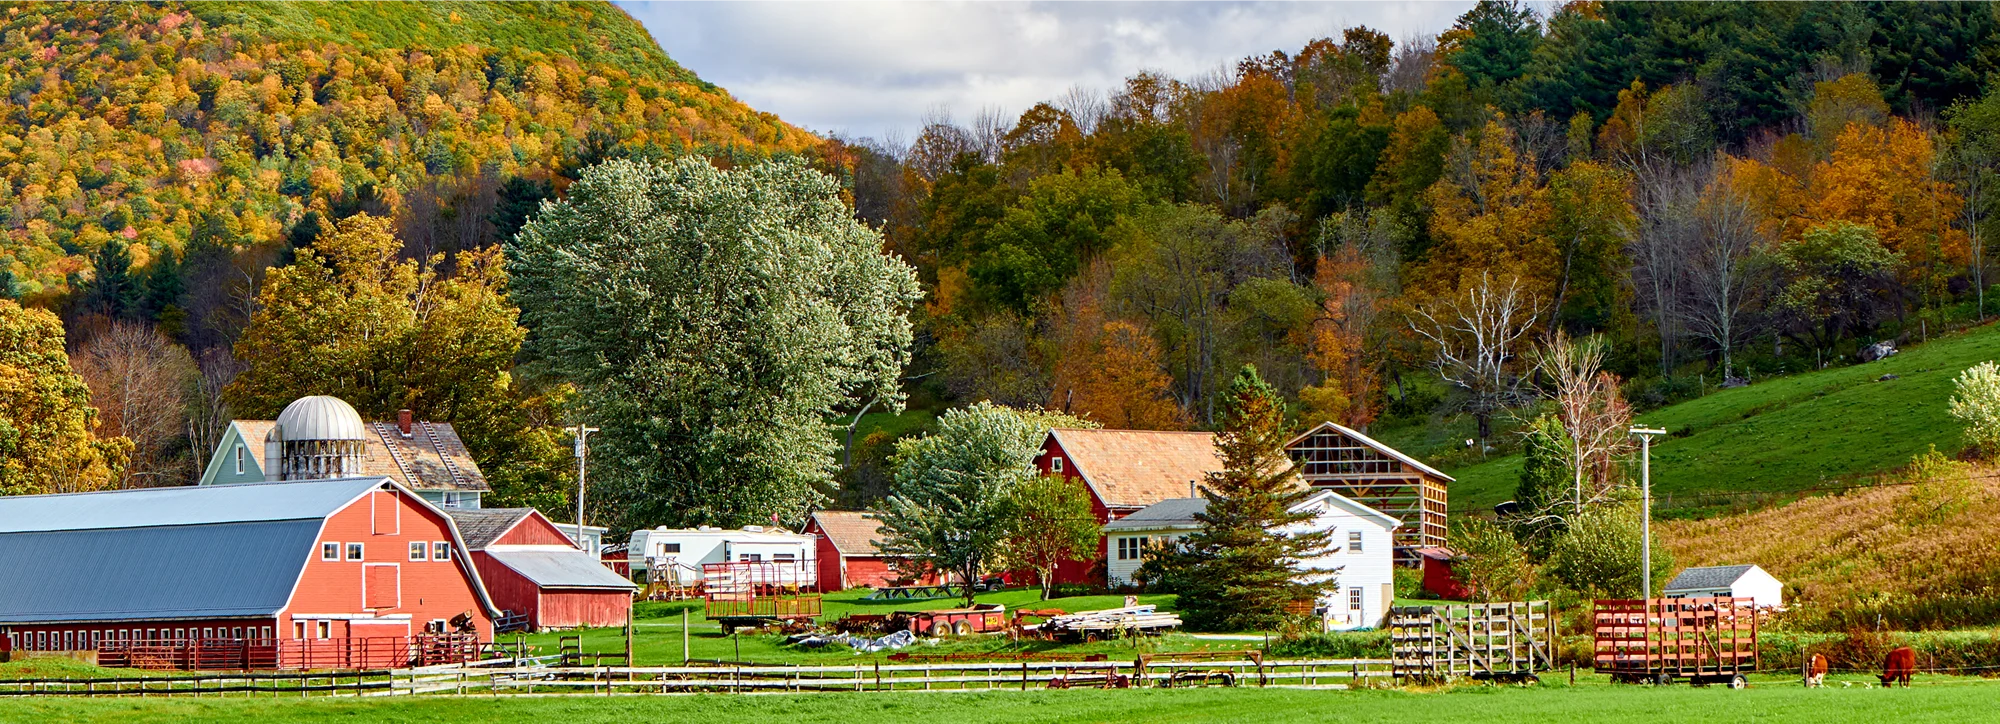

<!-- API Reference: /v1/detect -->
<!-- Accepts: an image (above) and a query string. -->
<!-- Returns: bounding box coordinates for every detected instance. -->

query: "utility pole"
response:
[567,424,600,550]
[1630,426,1666,600]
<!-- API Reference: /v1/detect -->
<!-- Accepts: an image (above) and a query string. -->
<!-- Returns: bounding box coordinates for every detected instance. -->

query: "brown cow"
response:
[1879,646,1916,687]
[1804,653,1829,688]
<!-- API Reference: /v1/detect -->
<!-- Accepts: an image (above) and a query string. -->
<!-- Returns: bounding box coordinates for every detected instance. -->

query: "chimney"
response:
[1189,480,1198,499]
[397,409,413,437]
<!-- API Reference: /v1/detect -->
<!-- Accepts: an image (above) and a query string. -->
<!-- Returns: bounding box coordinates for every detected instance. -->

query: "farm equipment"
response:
[1389,600,1555,684]
[703,560,821,634]
[829,604,1011,637]
[1594,597,1759,688]
[1046,665,1131,689]
[1037,605,1182,641]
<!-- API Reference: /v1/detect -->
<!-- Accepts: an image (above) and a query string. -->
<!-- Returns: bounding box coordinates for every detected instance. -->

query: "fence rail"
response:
[0,658,1395,697]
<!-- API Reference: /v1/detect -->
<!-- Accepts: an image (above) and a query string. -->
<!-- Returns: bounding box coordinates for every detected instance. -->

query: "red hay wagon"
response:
[702,560,822,633]
[1594,597,1760,688]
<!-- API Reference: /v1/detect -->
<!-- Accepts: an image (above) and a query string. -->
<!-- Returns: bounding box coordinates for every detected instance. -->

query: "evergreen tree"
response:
[138,248,183,325]
[490,176,554,243]
[1511,413,1572,550]
[1157,365,1334,632]
[84,240,138,318]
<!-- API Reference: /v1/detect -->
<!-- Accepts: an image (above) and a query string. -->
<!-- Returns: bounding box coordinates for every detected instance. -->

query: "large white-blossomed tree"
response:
[508,157,922,528]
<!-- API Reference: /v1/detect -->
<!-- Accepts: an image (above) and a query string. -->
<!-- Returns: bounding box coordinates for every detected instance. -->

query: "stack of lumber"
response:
[1042,605,1182,634]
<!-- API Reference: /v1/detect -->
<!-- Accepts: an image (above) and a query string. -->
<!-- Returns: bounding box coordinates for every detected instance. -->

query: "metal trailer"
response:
[1593,597,1759,688]
[702,560,822,633]
[1390,601,1555,684]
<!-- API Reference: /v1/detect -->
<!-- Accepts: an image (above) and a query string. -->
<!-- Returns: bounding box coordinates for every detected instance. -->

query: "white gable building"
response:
[1664,564,1784,608]
[1103,489,1401,631]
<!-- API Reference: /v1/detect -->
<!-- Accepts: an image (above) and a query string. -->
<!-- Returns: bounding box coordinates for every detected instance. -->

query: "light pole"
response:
[1630,426,1666,600]
[567,424,600,550]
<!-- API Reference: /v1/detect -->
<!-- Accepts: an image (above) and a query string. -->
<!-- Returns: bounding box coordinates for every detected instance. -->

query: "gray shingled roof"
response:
[484,548,638,590]
[0,479,389,624]
[1666,565,1758,592]
[1103,497,1209,531]
[448,508,535,550]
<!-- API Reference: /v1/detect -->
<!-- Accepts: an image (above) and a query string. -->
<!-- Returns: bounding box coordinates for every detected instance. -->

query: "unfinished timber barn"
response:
[1286,422,1451,565]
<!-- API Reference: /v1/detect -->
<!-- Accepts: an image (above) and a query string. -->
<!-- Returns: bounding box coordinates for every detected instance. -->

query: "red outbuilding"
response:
[1417,547,1471,600]
[0,478,497,670]
[449,508,637,631]
[804,511,941,590]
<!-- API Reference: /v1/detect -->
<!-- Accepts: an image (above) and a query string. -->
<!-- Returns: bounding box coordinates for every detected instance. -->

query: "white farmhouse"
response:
[1664,564,1784,608]
[1103,489,1401,631]
[626,525,817,586]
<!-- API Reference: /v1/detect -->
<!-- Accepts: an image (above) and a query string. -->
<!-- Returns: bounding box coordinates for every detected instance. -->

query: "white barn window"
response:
[1349,531,1363,552]
[235,444,245,474]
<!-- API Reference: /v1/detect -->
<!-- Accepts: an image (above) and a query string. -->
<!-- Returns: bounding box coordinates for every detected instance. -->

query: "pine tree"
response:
[1162,365,1334,632]
[84,240,138,319]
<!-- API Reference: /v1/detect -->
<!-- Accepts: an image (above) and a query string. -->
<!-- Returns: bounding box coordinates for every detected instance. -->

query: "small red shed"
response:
[449,509,637,631]
[1417,547,1470,600]
[804,511,938,590]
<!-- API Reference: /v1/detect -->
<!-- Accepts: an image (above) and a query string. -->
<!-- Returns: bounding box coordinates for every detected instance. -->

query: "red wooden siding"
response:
[534,590,631,629]
[1037,437,1111,586]
[813,531,845,590]
[284,489,491,640]
[490,514,575,547]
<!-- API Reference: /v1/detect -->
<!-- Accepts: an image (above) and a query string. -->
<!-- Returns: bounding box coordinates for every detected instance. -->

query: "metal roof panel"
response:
[484,548,638,590]
[0,521,318,623]
[0,478,383,534]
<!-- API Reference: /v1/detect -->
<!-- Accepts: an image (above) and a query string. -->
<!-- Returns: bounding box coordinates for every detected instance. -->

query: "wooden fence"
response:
[0,657,1393,697]
[1390,601,1554,682]
[94,635,483,671]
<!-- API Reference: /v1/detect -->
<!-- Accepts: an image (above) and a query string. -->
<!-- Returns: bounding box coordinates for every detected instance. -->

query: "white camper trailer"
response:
[627,525,817,587]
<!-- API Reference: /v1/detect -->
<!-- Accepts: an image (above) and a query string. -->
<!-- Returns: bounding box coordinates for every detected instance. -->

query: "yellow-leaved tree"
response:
[0,301,130,495]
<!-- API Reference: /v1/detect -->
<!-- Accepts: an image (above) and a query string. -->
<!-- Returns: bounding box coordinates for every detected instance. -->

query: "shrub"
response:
[1899,445,1980,524]
[1544,504,1674,598]
[1949,361,2000,454]
[1447,517,1535,602]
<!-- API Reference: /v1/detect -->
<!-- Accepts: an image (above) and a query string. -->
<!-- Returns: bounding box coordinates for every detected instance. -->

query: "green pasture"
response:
[1424,323,2000,515]
[10,674,2000,723]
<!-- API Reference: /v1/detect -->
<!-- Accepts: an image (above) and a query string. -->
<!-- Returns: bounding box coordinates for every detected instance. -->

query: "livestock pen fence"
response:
[0,656,1395,697]
[93,634,483,671]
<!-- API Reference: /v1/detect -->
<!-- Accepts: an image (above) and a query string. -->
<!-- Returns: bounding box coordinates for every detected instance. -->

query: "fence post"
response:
[874,661,882,692]
[1021,662,1028,690]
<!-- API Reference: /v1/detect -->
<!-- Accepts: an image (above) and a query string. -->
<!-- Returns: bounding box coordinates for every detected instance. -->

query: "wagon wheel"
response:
[952,621,974,636]
[1728,674,1747,690]
[1654,673,1674,686]
[1520,675,1540,687]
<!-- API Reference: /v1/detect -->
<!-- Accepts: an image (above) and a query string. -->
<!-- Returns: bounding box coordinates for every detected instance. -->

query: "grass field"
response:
[10,675,2000,723]
[1424,323,2000,514]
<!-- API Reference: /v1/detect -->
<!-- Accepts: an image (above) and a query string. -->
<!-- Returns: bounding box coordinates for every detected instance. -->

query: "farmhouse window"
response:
[235,445,245,474]
[443,491,465,509]
[322,542,339,561]
[409,541,428,561]
[1348,531,1363,553]
[1348,587,1363,611]
[1117,537,1144,561]
[434,541,451,561]
[1050,456,1064,474]
[347,543,364,561]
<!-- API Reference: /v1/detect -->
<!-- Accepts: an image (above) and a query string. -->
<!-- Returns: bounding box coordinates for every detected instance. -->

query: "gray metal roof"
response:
[1103,497,1209,531]
[484,548,637,590]
[1666,565,1759,592]
[448,509,535,550]
[0,521,319,623]
[0,478,383,533]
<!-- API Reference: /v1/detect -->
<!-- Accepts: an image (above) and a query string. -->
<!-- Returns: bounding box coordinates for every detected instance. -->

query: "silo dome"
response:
[267,395,369,481]
[274,395,368,441]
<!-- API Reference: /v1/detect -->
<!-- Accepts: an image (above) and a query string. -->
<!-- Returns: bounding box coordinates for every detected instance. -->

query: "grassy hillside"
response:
[1434,323,2000,515]
[1662,464,2000,630]
[186,2,702,87]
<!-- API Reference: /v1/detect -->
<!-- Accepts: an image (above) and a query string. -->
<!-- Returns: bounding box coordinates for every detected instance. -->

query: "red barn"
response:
[0,478,496,669]
[1038,429,1225,585]
[449,508,637,631]
[804,511,940,590]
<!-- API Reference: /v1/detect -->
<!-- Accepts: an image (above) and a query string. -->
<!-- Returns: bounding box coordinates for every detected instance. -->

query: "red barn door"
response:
[364,563,401,609]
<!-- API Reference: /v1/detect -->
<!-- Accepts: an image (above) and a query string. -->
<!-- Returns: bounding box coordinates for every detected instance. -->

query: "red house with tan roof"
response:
[803,511,941,590]
[1036,428,1225,584]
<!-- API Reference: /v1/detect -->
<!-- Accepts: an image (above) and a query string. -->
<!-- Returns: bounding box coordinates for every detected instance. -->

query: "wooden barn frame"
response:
[1286,422,1450,565]
[1389,601,1554,683]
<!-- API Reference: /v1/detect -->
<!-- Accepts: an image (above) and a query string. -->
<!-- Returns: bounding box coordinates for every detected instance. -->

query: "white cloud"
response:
[617,1,1475,140]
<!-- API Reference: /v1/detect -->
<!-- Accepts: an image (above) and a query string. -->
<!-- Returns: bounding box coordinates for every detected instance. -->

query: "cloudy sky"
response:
[618,1,1475,142]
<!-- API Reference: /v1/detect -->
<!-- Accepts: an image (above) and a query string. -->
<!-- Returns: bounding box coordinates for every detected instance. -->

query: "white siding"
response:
[1106,532,1189,587]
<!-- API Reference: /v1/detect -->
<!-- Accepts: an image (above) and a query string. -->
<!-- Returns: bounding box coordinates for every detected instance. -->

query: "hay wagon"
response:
[1389,600,1555,684]
[703,560,821,634]
[1594,597,1759,688]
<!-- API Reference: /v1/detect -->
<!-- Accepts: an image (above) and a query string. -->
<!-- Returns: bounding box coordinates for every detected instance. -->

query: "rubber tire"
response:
[1729,674,1747,690]
[952,621,974,636]
[1655,673,1674,686]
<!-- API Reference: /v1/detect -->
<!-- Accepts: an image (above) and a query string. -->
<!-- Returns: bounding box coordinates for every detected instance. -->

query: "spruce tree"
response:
[84,239,138,318]
[1168,365,1335,632]
[1510,413,1572,550]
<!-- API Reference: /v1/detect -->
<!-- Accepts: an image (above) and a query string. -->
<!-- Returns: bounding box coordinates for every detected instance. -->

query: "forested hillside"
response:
[826,1,2000,506]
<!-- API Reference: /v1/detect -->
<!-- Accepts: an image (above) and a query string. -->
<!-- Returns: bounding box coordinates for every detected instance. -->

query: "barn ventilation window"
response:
[235,445,245,474]
[347,543,364,561]
[409,541,428,561]
[322,542,339,561]
[1349,531,1363,553]
[1050,457,1064,474]
[433,541,451,561]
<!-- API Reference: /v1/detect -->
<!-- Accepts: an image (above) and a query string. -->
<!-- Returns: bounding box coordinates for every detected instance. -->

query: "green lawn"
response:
[513,588,1227,666]
[1436,323,2000,514]
[12,675,2000,723]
